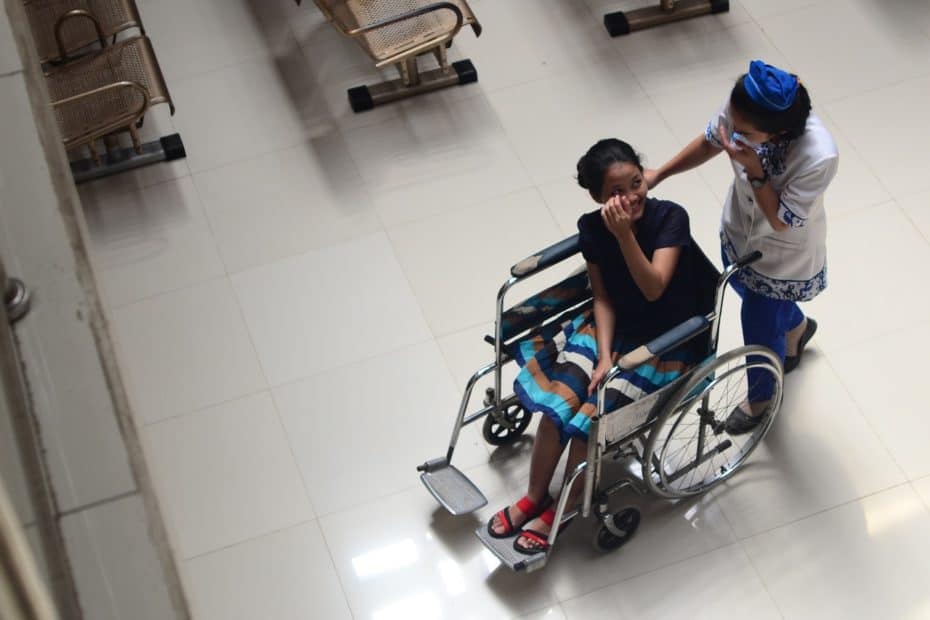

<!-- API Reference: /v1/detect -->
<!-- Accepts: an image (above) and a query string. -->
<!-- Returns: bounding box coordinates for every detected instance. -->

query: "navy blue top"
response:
[577,197,698,346]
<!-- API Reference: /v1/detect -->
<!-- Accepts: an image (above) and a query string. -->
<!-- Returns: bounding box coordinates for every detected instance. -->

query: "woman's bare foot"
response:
[513,515,553,554]
[489,502,529,536]
[488,495,550,537]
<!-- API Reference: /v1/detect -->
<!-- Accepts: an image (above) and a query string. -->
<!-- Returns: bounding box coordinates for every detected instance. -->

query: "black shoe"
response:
[724,405,767,435]
[784,318,817,374]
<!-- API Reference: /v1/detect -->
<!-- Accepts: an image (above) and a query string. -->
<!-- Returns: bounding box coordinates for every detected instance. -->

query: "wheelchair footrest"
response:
[474,526,548,573]
[419,463,487,516]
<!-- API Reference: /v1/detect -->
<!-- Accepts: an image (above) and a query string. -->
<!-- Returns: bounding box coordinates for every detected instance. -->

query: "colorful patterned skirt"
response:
[513,309,694,445]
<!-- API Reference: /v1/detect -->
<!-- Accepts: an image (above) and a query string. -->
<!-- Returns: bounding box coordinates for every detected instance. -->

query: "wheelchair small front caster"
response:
[482,402,532,446]
[592,507,640,552]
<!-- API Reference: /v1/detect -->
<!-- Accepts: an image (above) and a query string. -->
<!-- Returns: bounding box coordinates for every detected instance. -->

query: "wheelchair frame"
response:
[417,234,783,572]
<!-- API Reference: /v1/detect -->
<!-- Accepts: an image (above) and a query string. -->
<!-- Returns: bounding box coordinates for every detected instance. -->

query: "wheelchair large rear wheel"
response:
[482,401,532,446]
[642,345,783,499]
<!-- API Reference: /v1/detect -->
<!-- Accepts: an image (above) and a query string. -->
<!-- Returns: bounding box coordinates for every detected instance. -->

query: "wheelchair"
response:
[416,233,783,573]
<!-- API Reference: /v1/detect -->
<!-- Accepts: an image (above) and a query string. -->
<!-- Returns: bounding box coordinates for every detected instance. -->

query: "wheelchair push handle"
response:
[510,234,581,278]
[733,250,762,269]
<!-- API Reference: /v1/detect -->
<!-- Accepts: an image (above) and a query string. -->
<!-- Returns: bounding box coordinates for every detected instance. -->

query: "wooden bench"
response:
[295,0,482,112]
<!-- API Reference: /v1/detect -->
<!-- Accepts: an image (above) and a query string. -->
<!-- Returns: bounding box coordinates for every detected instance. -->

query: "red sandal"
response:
[513,508,573,556]
[487,495,552,539]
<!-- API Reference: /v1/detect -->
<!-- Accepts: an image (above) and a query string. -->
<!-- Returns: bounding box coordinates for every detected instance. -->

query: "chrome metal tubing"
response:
[709,260,748,353]
[493,276,520,413]
[445,361,496,463]
[548,461,587,549]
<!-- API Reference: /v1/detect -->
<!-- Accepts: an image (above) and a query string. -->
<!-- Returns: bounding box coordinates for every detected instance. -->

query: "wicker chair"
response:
[295,0,482,112]
[23,0,143,63]
[44,35,173,163]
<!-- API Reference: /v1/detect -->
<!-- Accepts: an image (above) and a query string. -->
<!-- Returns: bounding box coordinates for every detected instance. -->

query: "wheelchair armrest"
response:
[618,316,710,370]
[510,234,580,278]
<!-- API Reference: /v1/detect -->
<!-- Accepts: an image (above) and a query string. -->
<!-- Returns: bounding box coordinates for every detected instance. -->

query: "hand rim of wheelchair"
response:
[592,506,640,552]
[641,344,783,499]
[482,401,532,446]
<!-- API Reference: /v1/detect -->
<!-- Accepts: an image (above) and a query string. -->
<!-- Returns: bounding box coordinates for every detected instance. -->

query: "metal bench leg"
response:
[70,133,186,184]
[604,0,729,37]
[346,50,478,113]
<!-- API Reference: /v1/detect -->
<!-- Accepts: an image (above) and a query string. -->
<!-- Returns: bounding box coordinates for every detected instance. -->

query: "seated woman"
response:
[487,138,702,555]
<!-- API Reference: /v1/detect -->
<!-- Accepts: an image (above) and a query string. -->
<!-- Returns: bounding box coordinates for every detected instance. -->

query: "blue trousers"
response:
[723,255,804,402]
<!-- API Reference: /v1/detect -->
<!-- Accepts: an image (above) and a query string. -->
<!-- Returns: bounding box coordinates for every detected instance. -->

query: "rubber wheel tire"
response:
[592,507,640,552]
[482,403,532,446]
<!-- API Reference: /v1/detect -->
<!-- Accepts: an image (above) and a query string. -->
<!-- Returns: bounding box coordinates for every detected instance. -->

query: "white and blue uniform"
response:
[706,102,839,301]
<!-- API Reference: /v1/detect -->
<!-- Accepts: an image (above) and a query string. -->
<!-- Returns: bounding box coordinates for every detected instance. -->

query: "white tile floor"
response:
[77,0,930,617]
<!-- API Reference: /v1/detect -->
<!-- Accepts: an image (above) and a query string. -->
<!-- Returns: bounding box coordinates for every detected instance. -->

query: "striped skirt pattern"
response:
[513,309,693,445]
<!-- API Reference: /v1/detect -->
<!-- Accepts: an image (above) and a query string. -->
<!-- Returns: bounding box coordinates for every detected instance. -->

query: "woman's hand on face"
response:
[601,193,634,240]
[588,357,615,396]
[717,123,764,178]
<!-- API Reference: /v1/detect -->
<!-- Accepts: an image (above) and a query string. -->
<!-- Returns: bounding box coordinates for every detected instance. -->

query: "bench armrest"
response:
[617,316,710,370]
[510,234,581,279]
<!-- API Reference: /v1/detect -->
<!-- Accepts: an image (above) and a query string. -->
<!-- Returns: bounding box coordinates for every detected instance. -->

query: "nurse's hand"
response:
[643,168,661,189]
[602,194,633,240]
[717,124,764,179]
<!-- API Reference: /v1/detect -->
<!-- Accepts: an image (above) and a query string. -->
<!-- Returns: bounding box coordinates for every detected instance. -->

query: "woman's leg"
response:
[514,438,588,551]
[489,414,564,535]
[739,289,802,405]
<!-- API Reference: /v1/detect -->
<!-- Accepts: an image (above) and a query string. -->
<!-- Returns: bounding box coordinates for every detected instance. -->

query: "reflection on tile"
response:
[518,604,568,620]
[111,277,267,423]
[758,3,930,104]
[488,63,655,186]
[829,323,930,480]
[452,0,620,92]
[61,495,177,620]
[914,476,930,512]
[142,392,314,559]
[387,188,570,337]
[81,176,225,307]
[898,189,930,244]
[561,544,779,620]
[802,202,930,355]
[136,0,293,83]
[193,139,380,273]
[184,521,351,620]
[743,485,930,620]
[319,466,559,619]
[231,233,432,386]
[711,356,904,539]
[825,76,930,199]
[545,487,735,602]
[613,22,787,99]
[342,95,533,226]
[274,341,490,516]
[170,57,319,173]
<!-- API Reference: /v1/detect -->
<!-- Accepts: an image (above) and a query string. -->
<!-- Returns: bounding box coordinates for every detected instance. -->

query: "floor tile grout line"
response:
[731,479,914,543]
[552,539,739,608]
[57,489,140,519]
[182,516,319,563]
[819,347,911,483]
[819,317,930,358]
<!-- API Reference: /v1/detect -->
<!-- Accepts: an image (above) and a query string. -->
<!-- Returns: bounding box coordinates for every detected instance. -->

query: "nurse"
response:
[646,60,839,434]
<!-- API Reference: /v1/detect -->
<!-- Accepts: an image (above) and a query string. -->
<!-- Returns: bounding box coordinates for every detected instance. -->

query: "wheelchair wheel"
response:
[482,402,532,446]
[642,345,783,499]
[592,507,640,552]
